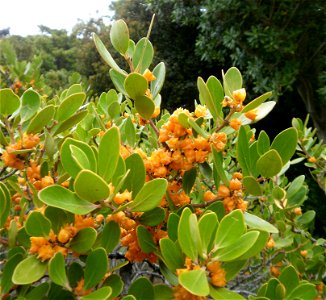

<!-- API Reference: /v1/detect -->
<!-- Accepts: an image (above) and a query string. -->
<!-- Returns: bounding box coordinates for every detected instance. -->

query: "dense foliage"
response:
[0,18,325,299]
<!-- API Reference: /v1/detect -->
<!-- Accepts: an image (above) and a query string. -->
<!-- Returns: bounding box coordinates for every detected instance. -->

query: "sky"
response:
[0,0,113,36]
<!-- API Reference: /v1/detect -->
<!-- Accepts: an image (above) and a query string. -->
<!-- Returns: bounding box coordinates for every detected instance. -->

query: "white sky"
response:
[0,0,113,36]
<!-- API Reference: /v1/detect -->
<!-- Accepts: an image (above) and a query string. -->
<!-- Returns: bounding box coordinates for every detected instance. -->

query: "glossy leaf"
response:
[159,238,184,272]
[56,92,86,122]
[151,62,166,99]
[25,211,51,237]
[128,277,155,300]
[70,227,97,254]
[179,269,209,297]
[48,252,70,289]
[213,231,259,261]
[223,67,242,97]
[243,176,262,196]
[98,127,120,182]
[101,221,121,253]
[12,255,47,285]
[135,95,155,120]
[242,91,273,112]
[137,225,157,253]
[80,287,112,300]
[215,210,246,248]
[39,185,98,215]
[84,247,108,289]
[20,89,41,121]
[0,88,20,116]
[198,212,219,255]
[197,77,218,119]
[270,127,298,165]
[110,19,129,54]
[129,178,167,212]
[138,207,165,226]
[178,208,199,261]
[133,38,154,73]
[244,212,278,233]
[256,149,283,178]
[209,286,245,300]
[93,33,126,75]
[74,170,110,203]
[26,105,55,134]
[124,72,148,99]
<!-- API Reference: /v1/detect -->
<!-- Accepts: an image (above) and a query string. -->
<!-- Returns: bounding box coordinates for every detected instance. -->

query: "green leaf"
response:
[80,287,112,300]
[108,102,121,120]
[134,95,155,120]
[84,247,108,289]
[93,33,126,75]
[236,231,269,260]
[270,128,298,165]
[213,231,259,261]
[188,117,209,139]
[278,265,299,295]
[198,212,219,255]
[256,149,283,178]
[70,144,90,169]
[197,77,218,119]
[287,283,317,300]
[0,88,20,116]
[74,170,110,203]
[39,185,98,215]
[128,277,155,300]
[129,178,167,212]
[178,208,199,261]
[207,76,224,119]
[167,213,179,241]
[109,69,127,94]
[70,227,97,254]
[212,149,229,186]
[25,211,51,237]
[20,89,41,121]
[151,62,166,99]
[215,210,245,248]
[98,127,120,182]
[242,91,273,113]
[159,238,184,272]
[48,252,70,289]
[26,105,55,134]
[210,286,245,300]
[297,210,316,225]
[182,167,197,195]
[243,176,262,196]
[287,175,305,200]
[223,260,247,281]
[133,38,154,73]
[124,117,136,147]
[223,67,242,97]
[26,282,50,300]
[53,110,87,135]
[179,269,209,297]
[66,84,83,96]
[103,274,123,300]
[139,207,165,226]
[254,101,276,122]
[244,213,278,233]
[257,130,270,155]
[137,225,157,253]
[1,253,24,295]
[178,112,190,128]
[237,126,251,176]
[124,72,148,99]
[110,19,129,54]
[56,92,86,122]
[101,221,121,253]
[12,255,47,285]
[153,284,173,300]
[0,183,10,228]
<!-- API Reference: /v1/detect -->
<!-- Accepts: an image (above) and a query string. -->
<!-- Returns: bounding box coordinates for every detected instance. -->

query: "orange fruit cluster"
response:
[167,180,190,207]
[173,285,206,300]
[74,278,92,296]
[222,88,246,111]
[1,134,40,170]
[222,173,248,213]
[207,261,227,287]
[29,231,67,262]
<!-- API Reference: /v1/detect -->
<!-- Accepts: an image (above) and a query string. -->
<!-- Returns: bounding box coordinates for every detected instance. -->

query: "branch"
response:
[0,169,18,181]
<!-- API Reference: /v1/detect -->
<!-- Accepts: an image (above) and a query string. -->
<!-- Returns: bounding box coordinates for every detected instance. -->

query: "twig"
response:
[215,107,236,132]
[149,119,160,138]
[191,197,224,208]
[0,169,18,181]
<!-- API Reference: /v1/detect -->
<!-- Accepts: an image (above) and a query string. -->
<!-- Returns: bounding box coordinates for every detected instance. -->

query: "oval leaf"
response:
[110,19,129,54]
[26,105,55,134]
[74,170,110,203]
[256,149,283,178]
[20,89,41,121]
[0,88,20,116]
[48,252,70,289]
[134,95,155,120]
[129,178,167,212]
[124,72,148,99]
[70,227,97,254]
[101,221,120,253]
[39,185,98,215]
[132,38,154,73]
[137,225,157,253]
[80,287,112,300]
[244,212,278,233]
[25,211,51,237]
[179,269,209,297]
[12,255,47,285]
